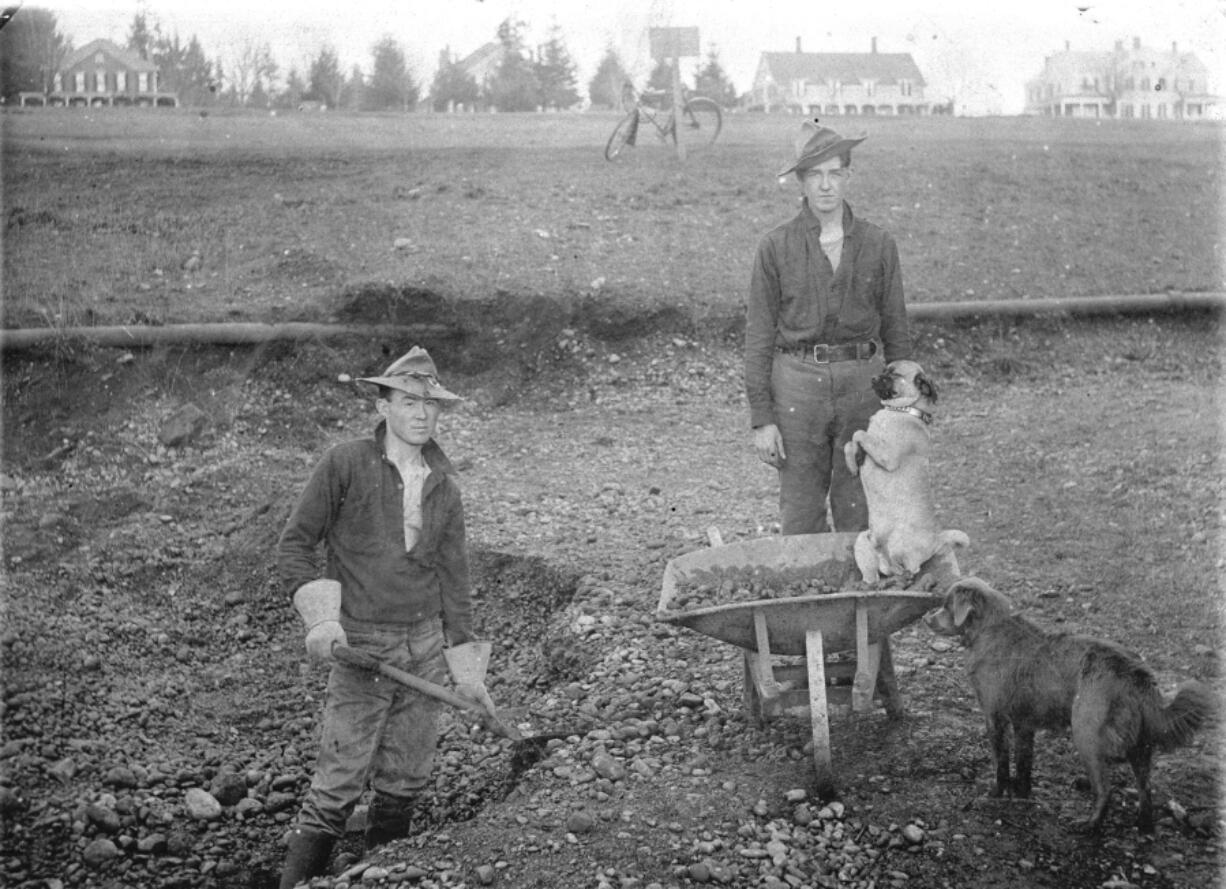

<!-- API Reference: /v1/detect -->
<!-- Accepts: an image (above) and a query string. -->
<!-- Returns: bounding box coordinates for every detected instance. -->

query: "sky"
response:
[41,0,1226,115]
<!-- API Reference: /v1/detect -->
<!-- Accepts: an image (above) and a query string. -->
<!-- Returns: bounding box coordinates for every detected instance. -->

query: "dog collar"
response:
[885,405,933,425]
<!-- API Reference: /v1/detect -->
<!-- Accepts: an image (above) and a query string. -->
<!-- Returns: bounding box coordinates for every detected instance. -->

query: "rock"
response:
[137,833,168,853]
[103,765,138,789]
[0,786,24,815]
[49,757,78,782]
[474,863,496,884]
[210,772,248,807]
[158,403,209,448]
[687,861,712,883]
[184,787,223,821]
[591,752,625,781]
[566,811,596,833]
[784,788,807,803]
[85,802,122,833]
[901,823,925,844]
[82,837,120,868]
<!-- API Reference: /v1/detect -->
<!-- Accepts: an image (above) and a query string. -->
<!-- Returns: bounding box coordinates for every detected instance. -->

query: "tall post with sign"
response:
[648,27,699,161]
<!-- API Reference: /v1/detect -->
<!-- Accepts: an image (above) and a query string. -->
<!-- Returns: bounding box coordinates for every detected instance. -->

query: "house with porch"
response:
[41,38,177,107]
[748,37,932,116]
[1025,37,1218,120]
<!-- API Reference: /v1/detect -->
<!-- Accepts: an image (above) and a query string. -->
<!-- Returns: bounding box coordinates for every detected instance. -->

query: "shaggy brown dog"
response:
[924,577,1214,832]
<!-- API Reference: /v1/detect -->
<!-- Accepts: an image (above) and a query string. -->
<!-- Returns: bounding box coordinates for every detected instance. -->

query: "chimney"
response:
[1065,40,1070,51]
[1172,41,1178,53]
[871,36,878,54]
[1133,37,1141,50]
[796,36,802,53]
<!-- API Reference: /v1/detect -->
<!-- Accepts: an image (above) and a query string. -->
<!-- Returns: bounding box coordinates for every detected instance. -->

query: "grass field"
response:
[2,108,1223,330]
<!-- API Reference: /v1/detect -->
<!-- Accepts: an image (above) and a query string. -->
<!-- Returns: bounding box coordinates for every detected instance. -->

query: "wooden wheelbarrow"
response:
[657,531,960,793]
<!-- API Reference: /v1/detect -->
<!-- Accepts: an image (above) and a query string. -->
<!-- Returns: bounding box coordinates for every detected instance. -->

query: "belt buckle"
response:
[811,344,831,364]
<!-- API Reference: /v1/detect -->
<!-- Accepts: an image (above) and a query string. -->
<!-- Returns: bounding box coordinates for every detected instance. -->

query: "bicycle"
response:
[604,84,722,161]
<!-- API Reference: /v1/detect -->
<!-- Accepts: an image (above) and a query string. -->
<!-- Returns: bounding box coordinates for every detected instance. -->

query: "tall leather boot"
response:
[364,793,417,852]
[279,826,335,889]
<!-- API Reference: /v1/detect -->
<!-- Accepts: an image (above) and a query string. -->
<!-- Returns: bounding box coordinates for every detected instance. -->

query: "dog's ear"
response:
[951,588,975,627]
[916,372,938,404]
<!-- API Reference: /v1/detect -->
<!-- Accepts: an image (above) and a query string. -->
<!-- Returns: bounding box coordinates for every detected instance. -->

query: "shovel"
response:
[332,643,523,741]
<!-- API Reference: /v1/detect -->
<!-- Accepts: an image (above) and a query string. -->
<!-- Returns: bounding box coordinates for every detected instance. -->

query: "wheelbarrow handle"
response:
[331,644,522,741]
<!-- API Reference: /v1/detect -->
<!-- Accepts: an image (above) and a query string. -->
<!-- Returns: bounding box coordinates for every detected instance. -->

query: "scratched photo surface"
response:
[2,2,1222,888]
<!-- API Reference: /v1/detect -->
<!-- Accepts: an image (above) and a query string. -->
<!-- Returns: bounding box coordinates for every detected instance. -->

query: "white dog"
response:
[844,360,968,586]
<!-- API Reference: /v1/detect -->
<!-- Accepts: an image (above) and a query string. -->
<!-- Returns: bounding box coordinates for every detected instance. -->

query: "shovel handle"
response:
[331,644,522,740]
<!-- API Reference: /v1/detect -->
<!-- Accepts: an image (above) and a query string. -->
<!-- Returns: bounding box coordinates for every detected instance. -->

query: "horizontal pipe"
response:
[909,291,1224,320]
[0,321,456,351]
[0,292,1221,352]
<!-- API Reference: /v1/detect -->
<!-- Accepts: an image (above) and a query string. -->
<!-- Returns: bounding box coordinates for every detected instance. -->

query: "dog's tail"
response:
[1145,680,1216,751]
[936,530,970,553]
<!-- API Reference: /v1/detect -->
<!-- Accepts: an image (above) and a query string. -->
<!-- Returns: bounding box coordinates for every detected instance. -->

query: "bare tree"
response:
[229,38,278,106]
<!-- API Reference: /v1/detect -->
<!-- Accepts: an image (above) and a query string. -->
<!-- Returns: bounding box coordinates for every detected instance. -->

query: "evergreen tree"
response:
[276,67,306,109]
[177,34,214,105]
[307,45,342,107]
[368,35,417,111]
[588,45,631,110]
[126,12,153,60]
[0,6,68,100]
[429,48,480,111]
[341,63,365,110]
[646,58,679,95]
[694,46,737,108]
[534,24,579,110]
[487,18,538,112]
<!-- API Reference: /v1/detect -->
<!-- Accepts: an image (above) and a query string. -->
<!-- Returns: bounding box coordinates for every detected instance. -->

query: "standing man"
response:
[745,119,913,534]
[276,346,487,888]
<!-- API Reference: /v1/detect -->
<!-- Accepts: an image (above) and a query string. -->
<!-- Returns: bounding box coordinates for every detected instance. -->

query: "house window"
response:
[74,71,85,92]
[1140,77,1150,90]
[138,72,149,92]
[865,80,875,97]
[900,79,912,97]
[116,71,126,91]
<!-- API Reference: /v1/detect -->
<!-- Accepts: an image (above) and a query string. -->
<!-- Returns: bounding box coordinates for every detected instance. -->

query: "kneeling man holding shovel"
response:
[275,347,499,888]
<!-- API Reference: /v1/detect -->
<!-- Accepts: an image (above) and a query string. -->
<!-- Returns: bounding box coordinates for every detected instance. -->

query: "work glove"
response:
[444,641,498,717]
[293,579,347,662]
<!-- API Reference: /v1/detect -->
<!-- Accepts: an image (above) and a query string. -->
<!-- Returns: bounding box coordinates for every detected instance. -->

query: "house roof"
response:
[760,51,926,87]
[457,42,504,77]
[61,38,158,73]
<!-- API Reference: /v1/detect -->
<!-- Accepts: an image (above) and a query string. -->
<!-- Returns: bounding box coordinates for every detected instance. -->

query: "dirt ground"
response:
[1,302,1222,889]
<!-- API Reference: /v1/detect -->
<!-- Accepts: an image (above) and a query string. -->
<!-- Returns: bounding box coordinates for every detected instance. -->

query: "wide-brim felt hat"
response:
[357,346,463,404]
[777,118,867,177]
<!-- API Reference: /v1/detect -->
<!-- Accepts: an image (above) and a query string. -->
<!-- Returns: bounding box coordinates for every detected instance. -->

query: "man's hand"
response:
[305,620,347,662]
[753,424,786,468]
[294,579,345,663]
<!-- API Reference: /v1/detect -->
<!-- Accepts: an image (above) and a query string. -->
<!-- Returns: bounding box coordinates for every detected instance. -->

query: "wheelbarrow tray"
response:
[656,532,951,655]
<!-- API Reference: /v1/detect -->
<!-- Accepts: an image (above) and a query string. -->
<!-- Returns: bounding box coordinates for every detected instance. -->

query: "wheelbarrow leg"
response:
[805,629,835,795]
[875,637,904,720]
[852,601,882,713]
[743,609,782,724]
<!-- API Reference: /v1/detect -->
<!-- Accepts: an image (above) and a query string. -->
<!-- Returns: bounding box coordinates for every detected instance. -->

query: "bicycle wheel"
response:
[676,97,722,150]
[605,111,637,161]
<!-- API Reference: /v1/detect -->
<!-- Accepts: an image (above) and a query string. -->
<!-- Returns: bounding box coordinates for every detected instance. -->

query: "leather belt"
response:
[777,341,878,364]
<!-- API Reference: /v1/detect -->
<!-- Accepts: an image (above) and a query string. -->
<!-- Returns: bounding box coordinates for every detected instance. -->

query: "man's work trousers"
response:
[294,615,446,838]
[770,350,885,535]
